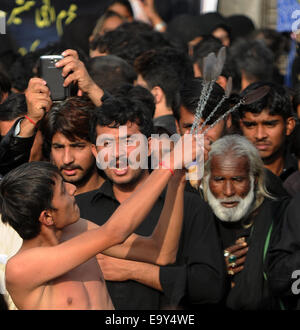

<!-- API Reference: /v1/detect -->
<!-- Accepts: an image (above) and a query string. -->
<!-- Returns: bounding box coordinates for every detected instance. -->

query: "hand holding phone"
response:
[39,55,70,101]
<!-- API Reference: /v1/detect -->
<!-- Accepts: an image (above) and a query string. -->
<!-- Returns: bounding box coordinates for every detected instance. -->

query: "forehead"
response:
[179,106,195,122]
[210,154,250,176]
[96,121,142,137]
[242,109,284,122]
[52,174,63,195]
[52,132,88,145]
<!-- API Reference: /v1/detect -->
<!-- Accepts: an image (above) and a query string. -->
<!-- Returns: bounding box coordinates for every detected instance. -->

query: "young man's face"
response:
[176,105,229,142]
[239,109,295,161]
[92,121,150,186]
[51,133,96,187]
[50,175,80,228]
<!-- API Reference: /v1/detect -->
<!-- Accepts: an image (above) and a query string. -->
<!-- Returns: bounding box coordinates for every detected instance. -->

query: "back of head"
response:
[112,83,155,118]
[229,39,274,83]
[90,92,154,144]
[0,93,27,122]
[40,96,96,159]
[0,162,59,240]
[166,14,208,45]
[86,55,137,94]
[192,36,231,77]
[238,81,295,120]
[90,26,170,65]
[200,12,231,40]
[251,28,286,61]
[226,15,255,42]
[134,47,193,110]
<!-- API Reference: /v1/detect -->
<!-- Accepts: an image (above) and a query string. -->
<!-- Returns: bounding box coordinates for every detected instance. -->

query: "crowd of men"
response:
[1,0,300,311]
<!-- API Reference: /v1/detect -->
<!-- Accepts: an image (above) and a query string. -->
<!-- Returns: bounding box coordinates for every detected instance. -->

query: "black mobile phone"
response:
[39,55,70,101]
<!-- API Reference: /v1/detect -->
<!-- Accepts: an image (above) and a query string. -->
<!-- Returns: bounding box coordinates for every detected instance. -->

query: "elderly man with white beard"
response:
[202,134,290,310]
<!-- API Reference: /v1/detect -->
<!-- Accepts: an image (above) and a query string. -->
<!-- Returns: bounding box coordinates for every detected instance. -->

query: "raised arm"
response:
[6,163,176,291]
[21,78,52,138]
[101,134,208,265]
[55,49,104,106]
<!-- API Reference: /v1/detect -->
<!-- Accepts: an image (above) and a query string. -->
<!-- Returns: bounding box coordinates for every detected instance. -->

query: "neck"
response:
[113,171,150,203]
[74,172,105,195]
[21,226,62,251]
[262,149,285,177]
[154,104,173,119]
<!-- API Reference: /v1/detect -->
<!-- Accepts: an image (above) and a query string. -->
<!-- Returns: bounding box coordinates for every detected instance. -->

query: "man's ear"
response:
[175,119,181,135]
[286,117,296,136]
[216,75,227,90]
[151,86,164,104]
[39,210,54,227]
[225,114,232,130]
[91,144,98,159]
[147,137,152,157]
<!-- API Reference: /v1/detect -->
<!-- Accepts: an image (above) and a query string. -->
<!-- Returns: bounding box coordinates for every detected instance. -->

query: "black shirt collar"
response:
[91,179,166,204]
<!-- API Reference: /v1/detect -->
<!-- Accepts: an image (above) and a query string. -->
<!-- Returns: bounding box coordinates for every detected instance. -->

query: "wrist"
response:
[159,161,174,176]
[24,115,37,127]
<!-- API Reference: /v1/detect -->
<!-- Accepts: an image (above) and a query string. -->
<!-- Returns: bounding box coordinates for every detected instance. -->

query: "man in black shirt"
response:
[76,91,226,309]
[238,82,297,183]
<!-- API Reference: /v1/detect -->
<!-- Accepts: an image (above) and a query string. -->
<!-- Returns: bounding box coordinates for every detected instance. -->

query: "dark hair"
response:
[166,14,209,45]
[174,78,230,123]
[292,83,300,114]
[0,162,60,240]
[134,47,193,111]
[226,15,255,42]
[0,93,27,121]
[90,92,154,144]
[290,124,300,159]
[238,81,295,120]
[112,83,155,118]
[106,0,134,18]
[40,97,96,159]
[251,28,287,61]
[0,70,11,103]
[192,36,230,78]
[229,39,274,84]
[86,55,137,94]
[90,26,170,66]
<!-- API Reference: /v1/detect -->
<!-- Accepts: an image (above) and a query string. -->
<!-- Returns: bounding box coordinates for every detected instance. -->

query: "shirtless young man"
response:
[0,132,204,310]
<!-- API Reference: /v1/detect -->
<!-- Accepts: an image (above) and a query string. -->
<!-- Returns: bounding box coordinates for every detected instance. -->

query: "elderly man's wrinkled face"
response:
[205,154,255,222]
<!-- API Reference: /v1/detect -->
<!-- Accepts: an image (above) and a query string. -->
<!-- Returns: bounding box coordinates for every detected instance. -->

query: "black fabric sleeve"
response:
[159,194,227,307]
[0,118,35,176]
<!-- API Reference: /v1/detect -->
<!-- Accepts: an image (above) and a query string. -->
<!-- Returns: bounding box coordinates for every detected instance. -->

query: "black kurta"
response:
[75,180,226,310]
[217,197,290,310]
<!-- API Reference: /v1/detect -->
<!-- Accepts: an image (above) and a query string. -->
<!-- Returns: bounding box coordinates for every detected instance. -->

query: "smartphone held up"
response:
[39,55,70,102]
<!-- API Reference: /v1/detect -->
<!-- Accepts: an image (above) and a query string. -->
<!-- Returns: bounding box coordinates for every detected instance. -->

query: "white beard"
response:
[206,177,255,222]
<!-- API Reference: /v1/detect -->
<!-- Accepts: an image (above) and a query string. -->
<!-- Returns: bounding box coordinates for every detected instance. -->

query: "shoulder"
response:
[75,188,99,204]
[183,190,210,212]
[183,191,214,229]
